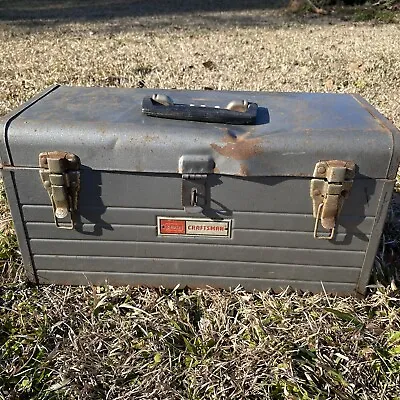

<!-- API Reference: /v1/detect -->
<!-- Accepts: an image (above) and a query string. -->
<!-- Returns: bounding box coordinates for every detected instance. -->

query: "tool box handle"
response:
[142,94,258,125]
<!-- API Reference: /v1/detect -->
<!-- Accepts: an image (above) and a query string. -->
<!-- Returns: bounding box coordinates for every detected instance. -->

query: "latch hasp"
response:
[310,160,355,240]
[39,151,81,229]
[179,155,215,213]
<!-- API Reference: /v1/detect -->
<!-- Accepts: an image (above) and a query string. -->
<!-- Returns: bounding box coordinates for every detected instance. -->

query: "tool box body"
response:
[1,85,399,295]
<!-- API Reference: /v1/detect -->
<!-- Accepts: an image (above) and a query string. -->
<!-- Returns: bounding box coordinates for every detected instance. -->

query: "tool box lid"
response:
[1,85,399,179]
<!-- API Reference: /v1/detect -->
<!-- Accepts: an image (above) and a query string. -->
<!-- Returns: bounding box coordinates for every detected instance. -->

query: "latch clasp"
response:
[182,173,207,213]
[310,160,355,240]
[39,151,81,229]
[179,155,215,213]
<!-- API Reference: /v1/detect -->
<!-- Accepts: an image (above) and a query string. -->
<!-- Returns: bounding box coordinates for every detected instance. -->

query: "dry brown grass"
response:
[1,1,400,399]
[0,1,399,123]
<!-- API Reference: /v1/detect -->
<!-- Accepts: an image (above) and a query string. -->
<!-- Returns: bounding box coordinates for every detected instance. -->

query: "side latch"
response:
[39,151,81,229]
[310,160,355,240]
[179,155,215,213]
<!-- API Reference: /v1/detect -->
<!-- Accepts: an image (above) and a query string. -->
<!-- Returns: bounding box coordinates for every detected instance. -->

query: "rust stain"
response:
[143,134,159,143]
[239,163,250,176]
[210,132,263,160]
[38,151,79,168]
[352,94,391,135]
[364,107,390,134]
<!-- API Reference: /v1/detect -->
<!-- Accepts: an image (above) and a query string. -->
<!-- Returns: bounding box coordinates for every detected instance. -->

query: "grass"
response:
[1,1,400,398]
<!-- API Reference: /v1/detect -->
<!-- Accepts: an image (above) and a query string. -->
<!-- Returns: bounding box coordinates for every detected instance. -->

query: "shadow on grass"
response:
[0,0,285,22]
[1,0,396,32]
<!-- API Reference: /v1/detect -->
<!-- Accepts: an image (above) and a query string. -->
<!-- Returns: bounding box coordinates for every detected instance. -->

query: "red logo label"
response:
[159,219,186,235]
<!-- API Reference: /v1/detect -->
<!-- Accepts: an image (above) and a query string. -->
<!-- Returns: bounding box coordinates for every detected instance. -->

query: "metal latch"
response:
[310,160,355,240]
[179,155,215,213]
[182,173,207,213]
[39,151,81,229]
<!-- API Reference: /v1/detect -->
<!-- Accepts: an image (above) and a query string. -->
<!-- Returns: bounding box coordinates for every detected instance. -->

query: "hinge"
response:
[310,160,355,240]
[39,151,81,229]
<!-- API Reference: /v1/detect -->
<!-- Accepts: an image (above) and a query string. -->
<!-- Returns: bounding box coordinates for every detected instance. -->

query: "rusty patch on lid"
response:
[351,94,391,135]
[210,132,263,160]
[239,163,250,176]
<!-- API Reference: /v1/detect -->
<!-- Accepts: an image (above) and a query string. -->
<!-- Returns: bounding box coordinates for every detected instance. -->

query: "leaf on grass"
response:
[92,294,110,313]
[325,79,335,90]
[119,303,137,310]
[119,304,152,317]
[183,337,195,354]
[388,331,400,345]
[202,60,216,70]
[328,370,348,387]
[365,322,384,335]
[349,61,364,73]
[21,378,30,388]
[324,308,363,328]
[389,345,400,355]
[47,378,71,392]
[154,353,162,364]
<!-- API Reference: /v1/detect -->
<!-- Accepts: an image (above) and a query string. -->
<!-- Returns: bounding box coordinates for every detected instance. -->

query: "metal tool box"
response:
[1,85,399,295]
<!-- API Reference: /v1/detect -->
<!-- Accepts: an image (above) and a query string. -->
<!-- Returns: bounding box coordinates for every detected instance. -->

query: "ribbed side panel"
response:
[34,256,360,283]
[30,239,364,266]
[12,169,380,292]
[36,270,357,294]
[22,205,375,234]
[14,170,381,216]
[25,222,370,251]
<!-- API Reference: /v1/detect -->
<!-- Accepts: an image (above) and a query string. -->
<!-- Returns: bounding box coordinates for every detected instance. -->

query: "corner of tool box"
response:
[351,93,400,180]
[0,84,62,166]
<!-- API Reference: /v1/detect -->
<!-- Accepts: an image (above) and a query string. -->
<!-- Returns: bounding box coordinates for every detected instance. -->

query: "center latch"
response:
[39,151,81,229]
[179,155,215,213]
[310,160,355,240]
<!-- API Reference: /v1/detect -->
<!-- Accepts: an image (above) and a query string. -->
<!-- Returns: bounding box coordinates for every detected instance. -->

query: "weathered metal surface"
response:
[13,169,383,215]
[35,269,357,294]
[2,86,397,179]
[0,85,60,166]
[356,180,395,294]
[1,86,399,295]
[210,132,263,160]
[1,169,38,283]
[21,206,376,233]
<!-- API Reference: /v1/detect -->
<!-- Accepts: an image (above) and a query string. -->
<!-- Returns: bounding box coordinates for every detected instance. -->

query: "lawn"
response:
[1,1,400,399]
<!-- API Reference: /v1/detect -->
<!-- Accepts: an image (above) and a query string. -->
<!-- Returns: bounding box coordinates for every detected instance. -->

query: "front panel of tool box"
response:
[12,167,384,293]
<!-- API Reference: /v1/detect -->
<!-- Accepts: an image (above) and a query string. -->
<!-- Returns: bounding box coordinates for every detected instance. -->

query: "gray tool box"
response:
[1,85,399,295]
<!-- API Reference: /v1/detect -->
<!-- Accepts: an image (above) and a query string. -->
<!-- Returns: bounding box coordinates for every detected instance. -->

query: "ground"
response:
[1,1,400,399]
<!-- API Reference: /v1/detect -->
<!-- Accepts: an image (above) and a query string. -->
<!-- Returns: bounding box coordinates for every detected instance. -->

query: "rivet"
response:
[55,208,68,219]
[317,166,326,174]
[313,189,321,196]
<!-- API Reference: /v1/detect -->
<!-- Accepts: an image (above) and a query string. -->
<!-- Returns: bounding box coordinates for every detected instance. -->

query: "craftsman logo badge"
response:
[157,217,232,238]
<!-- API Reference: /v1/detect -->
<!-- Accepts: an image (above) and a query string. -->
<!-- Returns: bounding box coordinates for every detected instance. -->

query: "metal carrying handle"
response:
[142,94,258,125]
[313,202,336,240]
